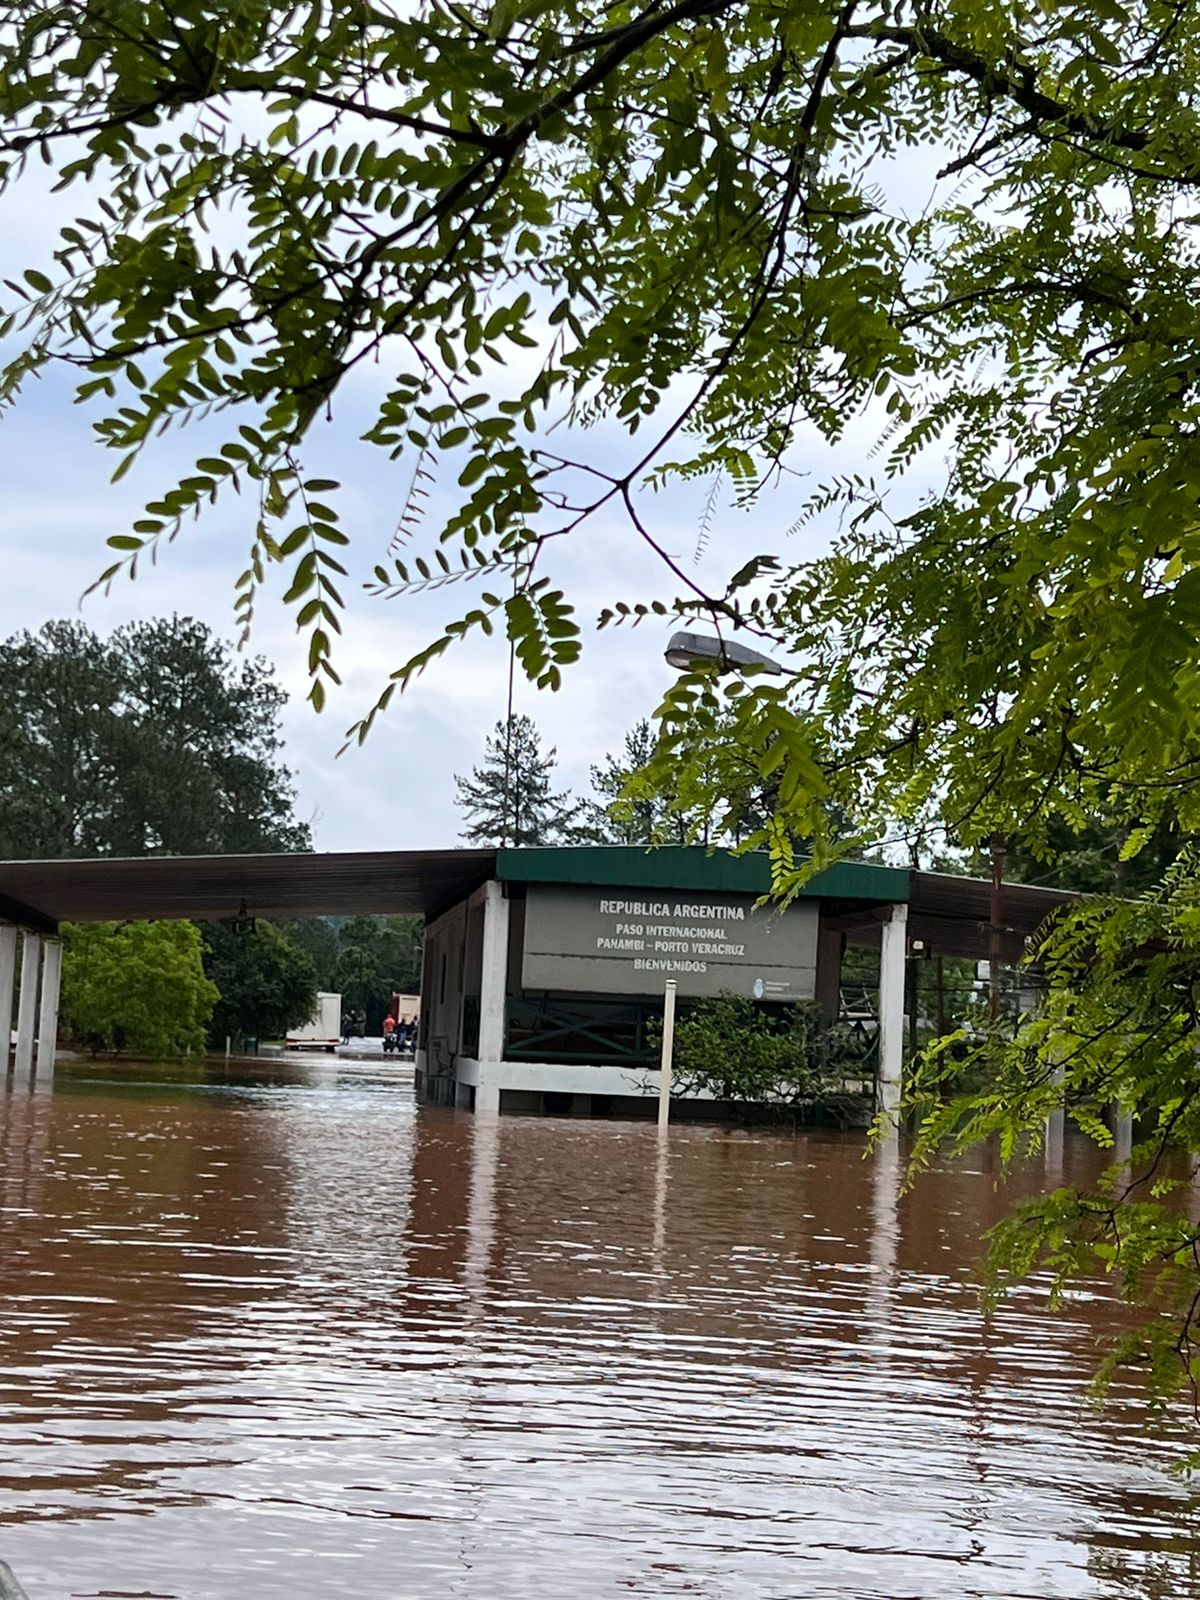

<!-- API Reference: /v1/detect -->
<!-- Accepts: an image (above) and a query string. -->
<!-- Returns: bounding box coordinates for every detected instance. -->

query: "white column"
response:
[877,903,909,1117]
[658,979,677,1129]
[472,882,509,1117]
[477,881,510,1066]
[474,1081,501,1115]
[0,924,17,1065]
[14,930,41,1078]
[35,938,62,1081]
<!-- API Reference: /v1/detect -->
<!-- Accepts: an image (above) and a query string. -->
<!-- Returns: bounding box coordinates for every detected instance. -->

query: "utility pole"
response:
[499,562,518,847]
[989,832,1007,1026]
[500,638,515,847]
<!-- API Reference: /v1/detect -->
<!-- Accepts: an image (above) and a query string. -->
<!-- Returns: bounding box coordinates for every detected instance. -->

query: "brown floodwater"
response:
[0,1059,1198,1600]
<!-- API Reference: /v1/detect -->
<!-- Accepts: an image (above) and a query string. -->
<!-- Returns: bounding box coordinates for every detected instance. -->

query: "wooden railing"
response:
[505,995,660,1064]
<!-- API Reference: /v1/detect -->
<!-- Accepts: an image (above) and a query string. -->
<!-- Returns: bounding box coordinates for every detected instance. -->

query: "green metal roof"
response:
[495,846,910,903]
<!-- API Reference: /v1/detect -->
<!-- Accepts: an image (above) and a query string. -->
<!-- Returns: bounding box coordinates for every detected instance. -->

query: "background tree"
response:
[1004,816,1187,897]
[331,916,424,1032]
[455,715,578,846]
[284,917,343,992]
[578,721,693,845]
[60,921,217,1057]
[287,915,422,1005]
[201,920,316,1048]
[0,618,310,859]
[0,621,125,859]
[580,714,798,845]
[105,617,310,856]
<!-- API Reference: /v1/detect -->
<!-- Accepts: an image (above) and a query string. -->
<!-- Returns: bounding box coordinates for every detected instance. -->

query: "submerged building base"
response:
[415,1054,725,1119]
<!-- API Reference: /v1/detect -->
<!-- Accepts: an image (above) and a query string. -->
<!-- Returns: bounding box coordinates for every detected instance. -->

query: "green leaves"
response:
[897,861,1200,1425]
[61,920,219,1059]
[0,0,918,714]
[656,994,874,1115]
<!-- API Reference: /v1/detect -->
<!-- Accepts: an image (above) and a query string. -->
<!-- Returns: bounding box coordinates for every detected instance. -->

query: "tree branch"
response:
[861,20,1199,176]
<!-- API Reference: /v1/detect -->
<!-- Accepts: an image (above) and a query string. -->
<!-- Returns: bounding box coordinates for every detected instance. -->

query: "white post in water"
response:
[877,903,909,1118]
[658,979,677,1130]
[0,924,16,1066]
[34,938,62,1082]
[474,880,510,1116]
[14,931,41,1079]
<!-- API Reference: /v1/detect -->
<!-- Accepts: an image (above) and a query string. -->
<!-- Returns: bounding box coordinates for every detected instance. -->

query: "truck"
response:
[285,992,342,1053]
[391,992,421,1027]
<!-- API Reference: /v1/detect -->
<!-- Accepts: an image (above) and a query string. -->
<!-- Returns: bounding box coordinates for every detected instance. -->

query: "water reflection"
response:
[0,1059,1195,1599]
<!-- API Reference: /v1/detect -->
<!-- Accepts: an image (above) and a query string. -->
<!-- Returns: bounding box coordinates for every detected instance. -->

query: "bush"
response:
[654,993,873,1119]
[61,921,218,1058]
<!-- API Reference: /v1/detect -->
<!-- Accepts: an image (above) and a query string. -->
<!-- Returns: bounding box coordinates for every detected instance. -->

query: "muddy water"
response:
[0,1060,1197,1600]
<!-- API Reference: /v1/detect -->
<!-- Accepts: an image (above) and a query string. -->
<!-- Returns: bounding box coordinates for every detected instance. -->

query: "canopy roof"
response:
[0,845,1077,961]
[0,849,496,933]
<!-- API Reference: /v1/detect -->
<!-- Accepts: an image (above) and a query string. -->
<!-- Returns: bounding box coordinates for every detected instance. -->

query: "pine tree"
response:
[580,720,695,845]
[454,716,578,846]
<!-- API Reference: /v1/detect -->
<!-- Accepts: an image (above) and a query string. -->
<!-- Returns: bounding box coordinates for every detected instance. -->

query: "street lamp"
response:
[663,629,786,675]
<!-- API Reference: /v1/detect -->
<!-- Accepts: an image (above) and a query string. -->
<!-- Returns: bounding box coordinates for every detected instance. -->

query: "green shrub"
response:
[61,921,219,1058]
[653,993,873,1118]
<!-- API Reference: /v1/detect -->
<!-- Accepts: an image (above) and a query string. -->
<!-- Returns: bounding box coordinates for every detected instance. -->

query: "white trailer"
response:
[285,992,342,1052]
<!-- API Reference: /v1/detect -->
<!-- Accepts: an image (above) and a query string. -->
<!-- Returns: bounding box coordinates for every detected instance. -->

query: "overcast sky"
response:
[0,132,944,855]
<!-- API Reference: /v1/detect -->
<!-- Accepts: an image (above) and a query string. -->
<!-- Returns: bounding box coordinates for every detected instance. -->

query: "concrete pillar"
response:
[0,924,17,1065]
[877,903,909,1117]
[474,1080,501,1115]
[413,924,434,1089]
[477,881,510,1067]
[14,931,41,1078]
[34,938,62,1081]
[815,923,843,1024]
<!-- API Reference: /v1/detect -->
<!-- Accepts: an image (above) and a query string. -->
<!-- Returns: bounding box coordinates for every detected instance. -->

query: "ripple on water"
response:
[0,1066,1196,1599]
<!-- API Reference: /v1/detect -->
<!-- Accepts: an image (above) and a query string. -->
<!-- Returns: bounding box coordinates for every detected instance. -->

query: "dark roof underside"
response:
[0,849,497,929]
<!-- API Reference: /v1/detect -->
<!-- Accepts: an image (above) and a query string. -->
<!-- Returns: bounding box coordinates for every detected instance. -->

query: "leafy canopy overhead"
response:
[6,0,1192,776]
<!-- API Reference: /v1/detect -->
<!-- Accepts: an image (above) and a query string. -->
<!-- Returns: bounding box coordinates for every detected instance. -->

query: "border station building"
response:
[0,844,1072,1115]
[414,846,1070,1117]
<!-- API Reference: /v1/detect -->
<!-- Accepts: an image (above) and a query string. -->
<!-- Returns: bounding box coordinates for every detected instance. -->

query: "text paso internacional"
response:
[521,886,819,999]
